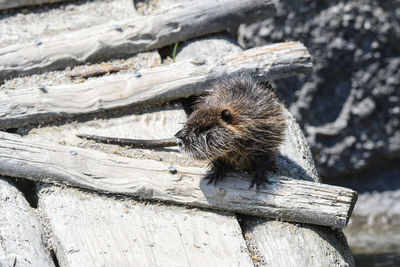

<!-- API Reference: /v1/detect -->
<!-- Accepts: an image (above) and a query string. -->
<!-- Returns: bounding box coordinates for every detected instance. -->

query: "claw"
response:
[205,171,223,186]
[249,171,268,191]
[207,175,214,185]
[249,179,256,190]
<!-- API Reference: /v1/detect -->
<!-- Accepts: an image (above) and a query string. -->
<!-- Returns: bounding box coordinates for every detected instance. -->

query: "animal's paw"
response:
[205,171,223,186]
[249,173,269,191]
[268,159,279,173]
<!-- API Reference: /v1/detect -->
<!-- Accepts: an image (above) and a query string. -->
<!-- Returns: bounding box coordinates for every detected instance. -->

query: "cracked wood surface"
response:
[38,185,253,267]
[0,0,274,81]
[0,131,356,228]
[0,42,312,129]
[0,177,54,267]
[241,218,355,266]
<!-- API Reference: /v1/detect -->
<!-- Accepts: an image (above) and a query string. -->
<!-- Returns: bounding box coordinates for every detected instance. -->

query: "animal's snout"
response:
[175,129,184,139]
[175,129,184,148]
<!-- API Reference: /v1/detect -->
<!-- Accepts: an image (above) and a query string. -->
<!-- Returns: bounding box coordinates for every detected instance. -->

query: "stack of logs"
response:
[0,0,357,266]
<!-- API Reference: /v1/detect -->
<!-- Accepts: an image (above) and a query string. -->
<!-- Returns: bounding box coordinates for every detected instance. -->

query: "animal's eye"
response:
[197,125,211,134]
[220,109,233,124]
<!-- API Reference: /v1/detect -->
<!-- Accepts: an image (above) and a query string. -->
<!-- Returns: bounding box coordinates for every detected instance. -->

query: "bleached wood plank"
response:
[0,0,274,81]
[0,0,68,10]
[0,130,356,228]
[241,218,355,266]
[38,185,253,267]
[0,42,312,129]
[0,177,55,267]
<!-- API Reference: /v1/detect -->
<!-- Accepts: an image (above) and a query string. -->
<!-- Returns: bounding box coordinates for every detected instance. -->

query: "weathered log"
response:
[0,131,356,228]
[38,185,253,267]
[0,177,55,267]
[0,0,274,81]
[0,0,68,10]
[0,42,312,129]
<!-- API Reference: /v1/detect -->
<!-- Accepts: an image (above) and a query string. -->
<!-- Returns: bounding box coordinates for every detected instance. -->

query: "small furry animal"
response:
[175,75,286,190]
[76,75,286,190]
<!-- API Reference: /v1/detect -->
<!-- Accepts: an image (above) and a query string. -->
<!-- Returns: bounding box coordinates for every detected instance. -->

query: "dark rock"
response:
[238,0,400,181]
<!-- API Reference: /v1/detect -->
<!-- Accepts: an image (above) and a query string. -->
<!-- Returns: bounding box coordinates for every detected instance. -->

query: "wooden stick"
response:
[68,66,126,79]
[0,0,274,81]
[0,131,357,228]
[76,134,177,148]
[0,42,312,129]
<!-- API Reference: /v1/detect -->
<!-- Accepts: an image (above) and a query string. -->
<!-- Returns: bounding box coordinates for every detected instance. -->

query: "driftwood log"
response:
[0,131,356,228]
[0,42,312,129]
[0,0,274,82]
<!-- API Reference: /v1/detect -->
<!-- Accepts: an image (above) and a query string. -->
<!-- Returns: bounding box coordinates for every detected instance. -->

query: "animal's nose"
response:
[175,129,184,139]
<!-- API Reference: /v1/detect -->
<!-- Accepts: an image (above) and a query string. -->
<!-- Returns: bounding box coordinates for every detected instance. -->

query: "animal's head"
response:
[175,106,240,160]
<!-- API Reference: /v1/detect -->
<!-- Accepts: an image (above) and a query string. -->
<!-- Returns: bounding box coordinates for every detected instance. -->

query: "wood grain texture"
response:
[0,177,55,267]
[0,0,67,10]
[0,42,312,129]
[0,0,274,81]
[38,185,253,267]
[241,218,355,267]
[0,131,356,228]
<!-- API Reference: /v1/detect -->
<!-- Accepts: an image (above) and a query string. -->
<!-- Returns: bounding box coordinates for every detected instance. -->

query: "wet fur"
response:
[175,75,286,190]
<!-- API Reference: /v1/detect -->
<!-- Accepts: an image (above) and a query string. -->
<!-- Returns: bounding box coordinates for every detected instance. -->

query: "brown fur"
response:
[175,75,286,190]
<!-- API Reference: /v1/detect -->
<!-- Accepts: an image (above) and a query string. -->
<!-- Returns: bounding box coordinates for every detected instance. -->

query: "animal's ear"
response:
[220,109,233,124]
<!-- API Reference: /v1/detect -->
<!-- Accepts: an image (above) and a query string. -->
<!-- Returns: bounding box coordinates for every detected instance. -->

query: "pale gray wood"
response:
[0,42,312,129]
[174,34,243,59]
[0,0,274,81]
[278,111,320,182]
[0,130,356,228]
[0,177,55,267]
[27,105,187,142]
[38,185,253,267]
[241,218,355,267]
[0,0,68,10]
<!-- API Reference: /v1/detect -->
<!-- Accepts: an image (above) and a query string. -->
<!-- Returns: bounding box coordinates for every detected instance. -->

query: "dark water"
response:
[354,253,400,267]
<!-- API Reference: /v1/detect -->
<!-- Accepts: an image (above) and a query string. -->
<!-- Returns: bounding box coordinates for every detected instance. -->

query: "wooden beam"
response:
[0,42,312,129]
[0,131,357,228]
[38,185,253,266]
[0,177,55,267]
[0,0,274,81]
